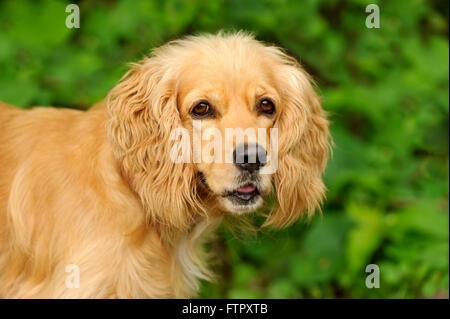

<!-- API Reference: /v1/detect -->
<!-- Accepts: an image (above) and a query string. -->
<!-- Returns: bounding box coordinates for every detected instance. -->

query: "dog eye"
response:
[191,102,214,118]
[259,99,275,115]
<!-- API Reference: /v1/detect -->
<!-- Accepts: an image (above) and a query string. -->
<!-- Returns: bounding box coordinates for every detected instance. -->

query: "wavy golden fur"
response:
[0,32,331,298]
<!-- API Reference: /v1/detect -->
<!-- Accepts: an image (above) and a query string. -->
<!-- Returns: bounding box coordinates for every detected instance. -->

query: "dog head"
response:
[107,32,331,230]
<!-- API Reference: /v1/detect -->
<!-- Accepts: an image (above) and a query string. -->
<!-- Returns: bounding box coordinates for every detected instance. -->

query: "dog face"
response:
[107,32,331,230]
[177,54,280,214]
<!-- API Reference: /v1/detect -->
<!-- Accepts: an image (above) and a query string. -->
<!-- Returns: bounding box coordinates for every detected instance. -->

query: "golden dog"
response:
[0,32,331,298]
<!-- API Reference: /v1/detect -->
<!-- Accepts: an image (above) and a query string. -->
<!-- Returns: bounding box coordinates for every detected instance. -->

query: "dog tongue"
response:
[237,185,256,193]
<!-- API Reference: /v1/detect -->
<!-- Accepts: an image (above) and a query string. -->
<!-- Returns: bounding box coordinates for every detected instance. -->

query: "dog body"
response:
[0,33,330,298]
[0,102,203,298]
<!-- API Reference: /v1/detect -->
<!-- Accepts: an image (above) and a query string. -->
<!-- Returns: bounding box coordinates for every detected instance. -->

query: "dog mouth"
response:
[224,184,260,205]
[197,172,263,209]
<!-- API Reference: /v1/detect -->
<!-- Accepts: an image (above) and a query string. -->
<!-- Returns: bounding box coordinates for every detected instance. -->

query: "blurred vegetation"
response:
[0,0,448,298]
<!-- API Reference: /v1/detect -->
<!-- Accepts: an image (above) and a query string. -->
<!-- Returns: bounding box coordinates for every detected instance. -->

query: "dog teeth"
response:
[235,191,256,201]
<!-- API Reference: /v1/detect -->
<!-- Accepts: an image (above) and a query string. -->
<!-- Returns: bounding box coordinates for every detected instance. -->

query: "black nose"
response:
[233,143,267,172]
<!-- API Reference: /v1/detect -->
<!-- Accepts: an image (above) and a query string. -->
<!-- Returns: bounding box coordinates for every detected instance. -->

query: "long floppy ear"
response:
[106,55,203,232]
[265,51,331,228]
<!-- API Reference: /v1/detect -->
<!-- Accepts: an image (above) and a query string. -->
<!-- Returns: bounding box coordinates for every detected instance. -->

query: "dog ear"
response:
[106,56,203,232]
[265,53,331,228]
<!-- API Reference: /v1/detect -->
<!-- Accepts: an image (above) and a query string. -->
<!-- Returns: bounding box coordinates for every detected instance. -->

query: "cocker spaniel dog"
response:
[0,32,330,298]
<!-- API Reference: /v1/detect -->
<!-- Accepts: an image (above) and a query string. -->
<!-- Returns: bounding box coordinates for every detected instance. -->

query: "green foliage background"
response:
[0,0,448,298]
